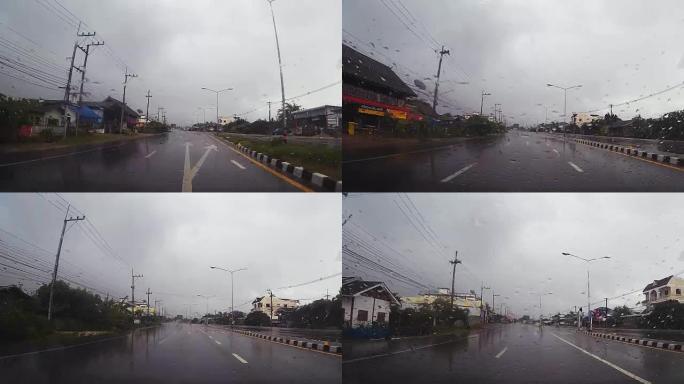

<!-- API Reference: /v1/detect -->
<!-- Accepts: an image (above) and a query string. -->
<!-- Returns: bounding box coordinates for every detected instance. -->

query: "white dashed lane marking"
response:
[231,160,246,170]
[441,163,477,183]
[232,353,248,364]
[568,161,584,173]
[495,346,508,359]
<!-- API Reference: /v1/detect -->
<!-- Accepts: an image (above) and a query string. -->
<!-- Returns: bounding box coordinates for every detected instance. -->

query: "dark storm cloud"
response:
[343,0,684,125]
[343,193,684,318]
[0,194,341,318]
[0,0,340,126]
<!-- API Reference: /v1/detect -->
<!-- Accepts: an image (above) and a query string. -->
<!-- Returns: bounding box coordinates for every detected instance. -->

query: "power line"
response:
[275,272,341,290]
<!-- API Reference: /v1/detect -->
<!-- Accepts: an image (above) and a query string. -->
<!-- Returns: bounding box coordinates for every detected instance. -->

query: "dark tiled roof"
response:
[343,44,416,98]
[83,97,139,117]
[341,280,385,296]
[643,275,673,291]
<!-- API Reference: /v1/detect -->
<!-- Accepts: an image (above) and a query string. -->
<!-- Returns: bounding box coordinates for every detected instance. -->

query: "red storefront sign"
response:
[343,94,423,121]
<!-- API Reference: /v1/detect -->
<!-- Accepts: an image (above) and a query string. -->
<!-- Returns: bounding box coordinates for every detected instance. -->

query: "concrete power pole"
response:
[74,40,104,136]
[47,206,85,320]
[267,0,287,134]
[267,101,272,122]
[432,46,450,113]
[62,22,95,139]
[145,90,152,130]
[119,67,138,134]
[449,251,461,310]
[146,288,152,317]
[131,269,143,319]
[266,289,274,325]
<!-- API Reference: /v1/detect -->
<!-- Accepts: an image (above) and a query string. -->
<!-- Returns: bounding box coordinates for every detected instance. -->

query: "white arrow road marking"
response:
[230,160,246,170]
[441,163,477,183]
[182,143,218,192]
[214,340,221,345]
[232,353,248,364]
[568,161,584,173]
[552,333,651,384]
[145,150,157,159]
[495,346,508,358]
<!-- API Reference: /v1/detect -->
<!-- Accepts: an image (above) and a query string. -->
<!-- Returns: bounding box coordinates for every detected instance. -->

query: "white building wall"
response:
[342,295,391,328]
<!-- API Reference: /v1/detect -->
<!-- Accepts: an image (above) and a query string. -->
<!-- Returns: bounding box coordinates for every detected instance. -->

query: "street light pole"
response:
[267,0,287,133]
[561,252,610,332]
[201,88,233,130]
[546,83,582,138]
[209,266,247,319]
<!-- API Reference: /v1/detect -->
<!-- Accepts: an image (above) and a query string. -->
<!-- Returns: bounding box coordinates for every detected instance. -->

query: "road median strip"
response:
[217,136,342,192]
[572,138,683,169]
[577,329,683,352]
[208,326,342,357]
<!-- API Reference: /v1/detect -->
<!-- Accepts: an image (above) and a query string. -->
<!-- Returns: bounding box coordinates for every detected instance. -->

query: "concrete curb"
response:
[578,330,683,352]
[216,327,342,356]
[218,136,342,192]
[573,138,682,167]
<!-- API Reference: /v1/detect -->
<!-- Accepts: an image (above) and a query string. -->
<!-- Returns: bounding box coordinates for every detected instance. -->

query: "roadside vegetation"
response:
[220,134,341,180]
[0,282,153,346]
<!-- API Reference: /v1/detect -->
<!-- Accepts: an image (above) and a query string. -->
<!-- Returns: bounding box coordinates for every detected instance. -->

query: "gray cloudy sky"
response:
[0,193,341,318]
[343,193,684,318]
[343,0,684,125]
[0,0,341,126]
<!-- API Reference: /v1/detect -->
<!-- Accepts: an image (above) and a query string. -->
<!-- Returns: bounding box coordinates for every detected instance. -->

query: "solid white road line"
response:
[232,353,248,364]
[145,150,157,159]
[568,161,584,173]
[0,144,125,168]
[343,334,480,364]
[230,160,246,170]
[441,163,477,183]
[552,333,651,384]
[495,346,508,359]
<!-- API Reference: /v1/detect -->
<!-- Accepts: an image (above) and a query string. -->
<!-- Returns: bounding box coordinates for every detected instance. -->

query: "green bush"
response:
[39,128,56,142]
[244,311,271,326]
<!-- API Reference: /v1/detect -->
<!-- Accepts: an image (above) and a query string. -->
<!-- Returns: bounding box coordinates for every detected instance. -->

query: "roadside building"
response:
[574,112,600,127]
[251,295,300,321]
[401,288,482,325]
[291,105,342,136]
[342,44,420,136]
[341,277,400,328]
[219,116,234,126]
[642,275,684,305]
[83,96,140,133]
[32,100,103,135]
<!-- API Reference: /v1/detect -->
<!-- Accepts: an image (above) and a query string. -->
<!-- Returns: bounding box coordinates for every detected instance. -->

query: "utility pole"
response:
[480,90,491,116]
[74,40,104,136]
[119,67,138,134]
[432,46,450,113]
[449,251,461,310]
[266,289,274,325]
[267,0,287,134]
[47,206,85,320]
[146,288,152,317]
[145,90,152,130]
[480,282,490,326]
[63,22,95,139]
[267,101,272,122]
[131,269,143,319]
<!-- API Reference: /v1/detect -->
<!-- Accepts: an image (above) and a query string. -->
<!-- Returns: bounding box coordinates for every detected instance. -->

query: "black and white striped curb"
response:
[579,330,683,352]
[224,327,342,355]
[573,138,683,167]
[218,137,342,192]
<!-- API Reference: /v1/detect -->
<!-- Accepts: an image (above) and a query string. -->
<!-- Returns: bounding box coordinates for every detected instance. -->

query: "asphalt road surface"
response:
[342,131,684,191]
[0,130,305,192]
[0,322,340,384]
[343,324,684,384]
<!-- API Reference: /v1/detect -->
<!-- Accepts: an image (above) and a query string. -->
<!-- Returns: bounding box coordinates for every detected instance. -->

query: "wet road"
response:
[343,324,684,384]
[0,322,340,384]
[0,130,303,192]
[342,131,684,191]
